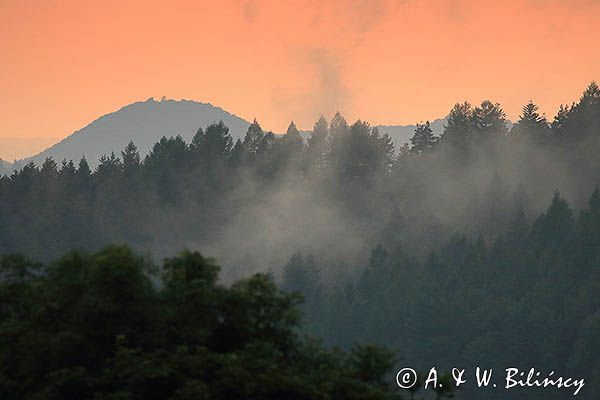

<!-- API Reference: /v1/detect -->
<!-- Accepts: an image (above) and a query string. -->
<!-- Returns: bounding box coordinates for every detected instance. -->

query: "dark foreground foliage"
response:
[0,246,412,400]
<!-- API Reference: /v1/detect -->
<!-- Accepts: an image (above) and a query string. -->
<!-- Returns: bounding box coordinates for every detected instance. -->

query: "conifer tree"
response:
[512,101,548,138]
[442,102,472,148]
[121,140,141,173]
[39,157,58,178]
[410,121,436,154]
[77,157,91,177]
[307,115,329,169]
[330,111,348,137]
[471,100,508,137]
[59,159,77,177]
[243,119,265,154]
[283,121,304,150]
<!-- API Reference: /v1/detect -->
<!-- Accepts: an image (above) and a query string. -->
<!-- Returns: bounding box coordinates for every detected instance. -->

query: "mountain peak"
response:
[2,100,451,174]
[20,99,252,168]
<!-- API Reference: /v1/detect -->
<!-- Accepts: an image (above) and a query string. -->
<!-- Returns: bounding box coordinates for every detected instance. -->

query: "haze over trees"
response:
[0,82,599,399]
[1,83,598,269]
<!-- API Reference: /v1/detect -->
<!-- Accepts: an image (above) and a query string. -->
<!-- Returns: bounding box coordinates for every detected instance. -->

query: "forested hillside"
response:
[283,189,600,399]
[0,83,599,399]
[1,83,599,271]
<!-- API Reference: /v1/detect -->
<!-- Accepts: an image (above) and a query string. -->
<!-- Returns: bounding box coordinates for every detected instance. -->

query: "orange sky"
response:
[1,0,599,160]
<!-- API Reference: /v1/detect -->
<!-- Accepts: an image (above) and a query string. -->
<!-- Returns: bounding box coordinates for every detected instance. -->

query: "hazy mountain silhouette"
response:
[297,119,447,148]
[18,97,252,169]
[377,118,513,145]
[377,119,446,147]
[1,98,450,174]
[0,159,10,176]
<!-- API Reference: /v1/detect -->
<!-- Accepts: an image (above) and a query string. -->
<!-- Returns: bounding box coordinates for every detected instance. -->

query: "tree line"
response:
[1,82,598,264]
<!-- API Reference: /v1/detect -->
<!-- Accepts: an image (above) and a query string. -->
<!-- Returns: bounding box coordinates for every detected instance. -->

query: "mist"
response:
[3,91,592,284]
[1,87,599,283]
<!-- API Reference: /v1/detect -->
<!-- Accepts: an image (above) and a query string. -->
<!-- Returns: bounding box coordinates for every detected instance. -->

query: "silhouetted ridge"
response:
[21,98,251,168]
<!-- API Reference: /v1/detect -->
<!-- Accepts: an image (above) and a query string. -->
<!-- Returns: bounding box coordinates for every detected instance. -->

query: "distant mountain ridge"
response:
[0,159,11,176]
[376,119,446,148]
[1,98,449,175]
[17,97,251,170]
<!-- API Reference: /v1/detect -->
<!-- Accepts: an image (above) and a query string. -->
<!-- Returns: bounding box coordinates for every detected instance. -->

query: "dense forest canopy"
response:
[0,82,599,399]
[284,188,600,399]
[1,83,599,272]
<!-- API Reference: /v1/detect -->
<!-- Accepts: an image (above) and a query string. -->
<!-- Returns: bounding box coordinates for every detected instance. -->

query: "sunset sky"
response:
[1,0,599,160]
